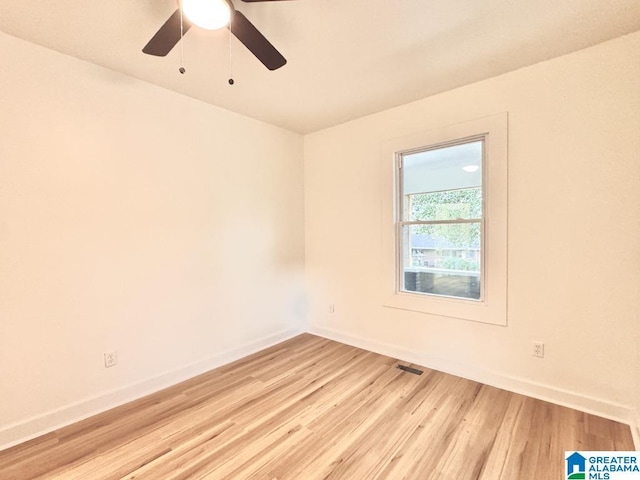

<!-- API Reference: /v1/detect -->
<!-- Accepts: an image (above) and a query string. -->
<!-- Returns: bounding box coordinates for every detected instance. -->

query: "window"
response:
[381,113,507,326]
[399,139,484,301]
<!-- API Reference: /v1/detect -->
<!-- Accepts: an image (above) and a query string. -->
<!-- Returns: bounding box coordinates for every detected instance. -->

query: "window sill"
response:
[383,290,506,326]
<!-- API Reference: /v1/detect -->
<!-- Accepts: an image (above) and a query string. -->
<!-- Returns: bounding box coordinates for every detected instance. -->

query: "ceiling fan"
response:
[143,0,288,71]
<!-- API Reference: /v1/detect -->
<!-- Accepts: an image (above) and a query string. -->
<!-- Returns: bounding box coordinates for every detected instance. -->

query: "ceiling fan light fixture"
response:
[182,0,231,30]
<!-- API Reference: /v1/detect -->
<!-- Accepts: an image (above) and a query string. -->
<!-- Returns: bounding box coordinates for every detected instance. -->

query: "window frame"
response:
[397,136,486,302]
[381,113,508,326]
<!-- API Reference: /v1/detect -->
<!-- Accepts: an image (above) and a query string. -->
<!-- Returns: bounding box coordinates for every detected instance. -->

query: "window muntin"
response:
[398,139,484,301]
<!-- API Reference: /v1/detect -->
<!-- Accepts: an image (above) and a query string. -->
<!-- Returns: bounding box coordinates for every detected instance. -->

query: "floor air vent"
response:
[397,365,423,375]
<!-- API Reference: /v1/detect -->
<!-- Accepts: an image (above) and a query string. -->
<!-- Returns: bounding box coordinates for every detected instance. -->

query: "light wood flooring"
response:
[0,334,634,479]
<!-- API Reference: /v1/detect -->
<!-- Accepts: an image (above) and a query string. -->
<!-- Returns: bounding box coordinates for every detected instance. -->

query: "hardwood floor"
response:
[0,334,634,479]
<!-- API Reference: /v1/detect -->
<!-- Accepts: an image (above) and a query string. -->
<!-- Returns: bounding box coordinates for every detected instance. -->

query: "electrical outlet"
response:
[104,350,118,368]
[532,341,544,358]
[329,304,335,314]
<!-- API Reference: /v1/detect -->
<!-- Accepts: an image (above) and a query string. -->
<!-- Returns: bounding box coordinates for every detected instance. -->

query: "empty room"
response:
[1,0,639,478]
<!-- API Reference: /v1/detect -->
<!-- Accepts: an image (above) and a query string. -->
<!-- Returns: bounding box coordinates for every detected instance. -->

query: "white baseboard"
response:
[0,328,303,452]
[3,326,637,452]
[309,326,637,429]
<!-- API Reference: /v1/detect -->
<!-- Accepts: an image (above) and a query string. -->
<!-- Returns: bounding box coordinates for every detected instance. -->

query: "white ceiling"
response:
[1,0,639,133]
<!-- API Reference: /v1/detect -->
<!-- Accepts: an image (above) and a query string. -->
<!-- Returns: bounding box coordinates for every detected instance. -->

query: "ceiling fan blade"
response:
[143,9,192,57]
[230,11,286,70]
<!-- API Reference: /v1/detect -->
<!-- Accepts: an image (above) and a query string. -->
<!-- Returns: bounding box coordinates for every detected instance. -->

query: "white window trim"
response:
[381,113,508,326]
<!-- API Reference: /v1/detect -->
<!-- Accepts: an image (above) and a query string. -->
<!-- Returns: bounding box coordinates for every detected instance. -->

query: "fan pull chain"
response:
[179,1,186,74]
[228,25,234,85]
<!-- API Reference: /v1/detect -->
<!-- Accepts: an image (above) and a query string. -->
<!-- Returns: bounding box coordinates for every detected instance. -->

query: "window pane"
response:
[401,224,481,300]
[408,187,482,221]
[402,140,483,196]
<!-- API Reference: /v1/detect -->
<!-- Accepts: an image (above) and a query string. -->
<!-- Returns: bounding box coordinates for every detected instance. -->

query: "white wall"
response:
[305,31,640,428]
[2,27,638,452]
[0,32,305,448]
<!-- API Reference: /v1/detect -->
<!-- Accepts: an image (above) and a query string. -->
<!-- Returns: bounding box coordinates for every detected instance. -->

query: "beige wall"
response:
[305,31,640,426]
[0,32,305,447]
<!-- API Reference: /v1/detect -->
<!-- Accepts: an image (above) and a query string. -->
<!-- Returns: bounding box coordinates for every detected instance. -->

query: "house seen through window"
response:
[399,139,484,300]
